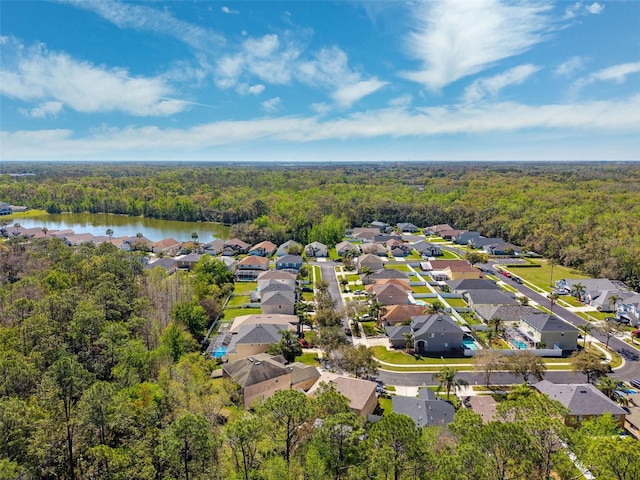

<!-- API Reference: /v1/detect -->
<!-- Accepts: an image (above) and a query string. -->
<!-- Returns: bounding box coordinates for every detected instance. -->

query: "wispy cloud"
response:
[573,62,640,92]
[0,37,187,116]
[463,64,541,103]
[19,101,64,118]
[4,94,639,160]
[554,56,585,77]
[261,97,282,113]
[221,6,239,15]
[62,0,224,51]
[236,83,266,95]
[331,79,387,108]
[402,0,551,90]
[564,2,605,19]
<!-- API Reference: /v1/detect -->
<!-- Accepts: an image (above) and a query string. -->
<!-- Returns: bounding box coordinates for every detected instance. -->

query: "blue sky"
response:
[1,0,639,162]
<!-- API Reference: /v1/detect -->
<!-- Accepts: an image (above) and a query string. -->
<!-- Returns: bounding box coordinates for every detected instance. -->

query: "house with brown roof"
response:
[257,270,297,291]
[335,241,360,257]
[250,240,277,257]
[223,238,250,256]
[151,237,181,255]
[204,239,225,255]
[358,253,385,273]
[176,253,202,270]
[368,283,409,306]
[362,268,409,285]
[307,372,378,418]
[236,256,270,281]
[229,314,299,334]
[534,380,626,427]
[223,353,319,408]
[427,260,483,281]
[360,243,387,256]
[381,304,426,326]
[424,224,453,235]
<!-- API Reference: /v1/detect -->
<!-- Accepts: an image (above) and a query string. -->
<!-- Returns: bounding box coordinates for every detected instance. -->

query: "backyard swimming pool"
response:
[462,340,478,350]
[212,346,228,358]
[509,338,528,349]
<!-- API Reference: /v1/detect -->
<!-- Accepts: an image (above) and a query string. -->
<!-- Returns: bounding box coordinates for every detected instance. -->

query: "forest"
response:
[1,237,639,480]
[1,161,639,289]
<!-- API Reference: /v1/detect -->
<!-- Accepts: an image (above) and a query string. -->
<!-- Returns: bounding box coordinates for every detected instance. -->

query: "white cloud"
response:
[4,95,639,160]
[0,37,187,116]
[221,6,239,15]
[63,0,224,51]
[554,56,585,77]
[388,95,412,107]
[463,64,541,103]
[565,2,605,19]
[236,83,265,95]
[19,101,64,118]
[331,79,387,108]
[261,97,282,113]
[573,62,640,91]
[402,0,551,90]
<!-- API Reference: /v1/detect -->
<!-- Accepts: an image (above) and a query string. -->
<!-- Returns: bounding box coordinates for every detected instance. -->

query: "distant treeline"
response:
[1,162,639,288]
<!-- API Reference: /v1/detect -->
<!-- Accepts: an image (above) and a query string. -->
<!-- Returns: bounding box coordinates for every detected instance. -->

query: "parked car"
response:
[513,276,523,284]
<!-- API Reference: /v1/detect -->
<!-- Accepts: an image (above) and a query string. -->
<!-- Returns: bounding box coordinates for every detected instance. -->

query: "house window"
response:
[443,343,449,348]
[430,333,435,338]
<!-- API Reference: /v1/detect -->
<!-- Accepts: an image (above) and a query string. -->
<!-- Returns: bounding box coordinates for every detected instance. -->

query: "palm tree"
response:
[596,376,619,401]
[191,232,199,243]
[571,282,586,302]
[488,316,504,337]
[608,294,622,315]
[106,228,113,243]
[425,300,445,315]
[402,332,414,353]
[369,301,386,327]
[577,324,592,349]
[432,367,469,400]
[547,292,559,314]
[548,258,556,287]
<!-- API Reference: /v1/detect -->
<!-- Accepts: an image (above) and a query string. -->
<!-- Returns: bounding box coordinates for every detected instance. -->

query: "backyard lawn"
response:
[385,264,412,272]
[233,282,258,294]
[411,285,433,294]
[294,353,320,366]
[221,307,261,321]
[445,298,468,308]
[507,259,589,291]
[227,295,250,307]
[345,274,361,283]
[440,250,459,259]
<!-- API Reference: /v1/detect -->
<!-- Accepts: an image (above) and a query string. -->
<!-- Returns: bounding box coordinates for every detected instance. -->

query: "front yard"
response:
[507,259,589,292]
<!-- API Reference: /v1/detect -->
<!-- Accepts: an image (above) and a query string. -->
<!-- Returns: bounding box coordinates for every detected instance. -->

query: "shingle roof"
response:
[223,354,289,388]
[534,380,626,416]
[261,290,295,306]
[448,279,501,292]
[392,394,455,427]
[521,313,578,333]
[229,324,284,350]
[474,305,538,322]
[412,315,463,337]
[464,290,518,305]
[307,373,377,412]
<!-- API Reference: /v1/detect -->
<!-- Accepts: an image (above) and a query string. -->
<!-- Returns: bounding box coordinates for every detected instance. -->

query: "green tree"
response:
[488,316,504,336]
[225,413,264,480]
[596,320,622,349]
[402,331,414,353]
[547,292,559,314]
[161,413,216,480]
[366,413,419,480]
[577,323,592,349]
[432,367,468,399]
[41,356,94,480]
[172,301,209,342]
[571,282,586,301]
[465,250,488,266]
[260,389,311,464]
[161,323,199,362]
[309,412,362,480]
[341,345,377,379]
[569,350,610,383]
[472,349,505,387]
[266,329,302,363]
[106,228,114,242]
[608,294,622,313]
[504,351,547,384]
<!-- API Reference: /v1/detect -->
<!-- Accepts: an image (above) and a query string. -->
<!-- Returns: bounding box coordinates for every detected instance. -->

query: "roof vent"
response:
[248,357,254,362]
[255,361,261,365]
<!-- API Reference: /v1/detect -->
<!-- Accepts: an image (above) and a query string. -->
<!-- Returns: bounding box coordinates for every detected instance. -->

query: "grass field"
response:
[507,259,589,292]
[345,274,361,283]
[221,307,261,321]
[445,298,468,308]
[233,282,258,294]
[440,250,459,259]
[227,295,250,307]
[295,353,320,366]
[0,209,48,221]
[411,285,433,294]
[385,264,412,272]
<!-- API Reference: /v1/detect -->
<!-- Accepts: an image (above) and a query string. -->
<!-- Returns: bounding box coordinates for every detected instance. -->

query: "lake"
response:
[10,213,231,243]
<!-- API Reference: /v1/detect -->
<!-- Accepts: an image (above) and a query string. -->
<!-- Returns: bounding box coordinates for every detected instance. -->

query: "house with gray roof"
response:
[204,239,225,255]
[518,313,578,351]
[363,268,409,285]
[144,257,177,275]
[453,231,480,245]
[474,305,539,324]
[257,270,297,291]
[261,291,296,315]
[358,253,385,273]
[0,202,12,216]
[617,293,640,326]
[463,290,519,308]
[412,240,442,257]
[447,278,501,293]
[335,241,360,257]
[534,380,626,427]
[275,254,303,272]
[277,240,303,257]
[223,238,250,256]
[226,324,286,362]
[387,314,464,354]
[360,243,388,257]
[397,222,419,233]
[392,388,455,428]
[176,253,202,270]
[305,241,328,258]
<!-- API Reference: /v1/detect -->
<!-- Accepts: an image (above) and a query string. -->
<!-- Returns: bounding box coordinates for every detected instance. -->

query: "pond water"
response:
[9,212,231,243]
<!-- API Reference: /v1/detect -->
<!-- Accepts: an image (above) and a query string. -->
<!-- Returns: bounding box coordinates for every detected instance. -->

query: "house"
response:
[223,238,250,255]
[367,283,410,306]
[335,241,360,257]
[473,305,540,324]
[368,220,389,231]
[381,305,427,326]
[305,241,328,258]
[617,293,640,326]
[351,227,382,241]
[257,270,297,292]
[236,256,270,281]
[453,231,480,245]
[176,253,202,270]
[447,278,501,292]
[424,224,453,236]
[438,229,465,240]
[554,278,631,312]
[222,354,319,408]
[517,313,578,351]
[220,256,238,273]
[387,314,464,353]
[392,388,455,428]
[363,268,409,285]
[250,240,277,257]
[397,222,419,233]
[63,233,96,246]
[307,373,378,418]
[483,242,521,256]
[225,324,288,362]
[472,237,505,248]
[230,314,299,334]
[387,239,412,257]
[151,237,181,255]
[412,240,442,257]
[122,235,153,251]
[261,291,296,315]
[204,239,225,255]
[358,253,385,273]
[463,290,519,308]
[277,240,303,257]
[275,254,303,272]
[360,243,388,256]
[426,260,483,281]
[0,202,13,215]
[534,380,627,427]
[467,396,498,424]
[144,257,178,275]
